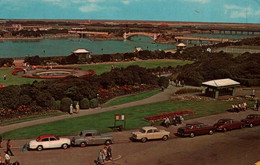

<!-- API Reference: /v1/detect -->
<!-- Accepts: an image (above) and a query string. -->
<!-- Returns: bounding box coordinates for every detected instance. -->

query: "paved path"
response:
[0,85,188,134]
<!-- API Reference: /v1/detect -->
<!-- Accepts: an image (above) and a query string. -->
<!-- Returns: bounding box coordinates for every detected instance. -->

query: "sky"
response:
[0,0,260,23]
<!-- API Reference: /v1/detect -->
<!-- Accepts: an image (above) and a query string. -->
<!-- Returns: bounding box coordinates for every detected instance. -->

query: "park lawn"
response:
[76,59,193,75]
[1,99,245,140]
[102,89,161,107]
[0,68,40,86]
[0,111,64,126]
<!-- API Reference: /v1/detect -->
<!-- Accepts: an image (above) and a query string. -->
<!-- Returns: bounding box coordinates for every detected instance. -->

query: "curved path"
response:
[0,85,186,134]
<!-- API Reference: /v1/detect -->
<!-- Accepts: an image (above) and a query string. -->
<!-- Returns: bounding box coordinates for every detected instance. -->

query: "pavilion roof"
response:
[177,43,186,47]
[202,78,240,88]
[72,49,90,54]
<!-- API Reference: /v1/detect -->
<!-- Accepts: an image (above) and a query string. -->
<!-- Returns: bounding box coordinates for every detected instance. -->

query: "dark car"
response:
[241,114,260,128]
[71,130,113,147]
[177,122,215,138]
[214,119,244,132]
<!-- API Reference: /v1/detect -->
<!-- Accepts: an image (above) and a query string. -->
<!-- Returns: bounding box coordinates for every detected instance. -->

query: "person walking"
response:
[6,139,14,156]
[4,151,11,165]
[3,75,6,80]
[106,144,112,160]
[96,149,106,165]
[69,104,73,114]
[75,102,80,114]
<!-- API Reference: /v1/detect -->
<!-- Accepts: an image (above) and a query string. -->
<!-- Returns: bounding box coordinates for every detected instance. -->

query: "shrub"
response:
[53,100,61,110]
[90,98,98,108]
[60,97,73,112]
[80,98,90,109]
[158,76,169,88]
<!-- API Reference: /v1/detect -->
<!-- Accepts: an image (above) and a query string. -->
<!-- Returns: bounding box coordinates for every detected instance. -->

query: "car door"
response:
[49,137,60,148]
[153,129,162,139]
[256,115,260,125]
[92,133,103,144]
[146,129,154,140]
[85,133,94,144]
[40,138,50,149]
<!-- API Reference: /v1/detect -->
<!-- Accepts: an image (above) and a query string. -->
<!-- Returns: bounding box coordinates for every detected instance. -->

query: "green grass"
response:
[1,99,247,139]
[0,68,41,86]
[0,111,64,126]
[103,89,160,107]
[76,59,193,75]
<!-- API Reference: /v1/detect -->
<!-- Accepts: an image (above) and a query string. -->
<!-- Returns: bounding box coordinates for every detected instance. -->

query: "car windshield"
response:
[186,124,194,129]
[36,137,40,142]
[218,120,225,123]
[55,136,60,140]
[247,115,255,119]
[79,132,83,136]
[139,128,146,133]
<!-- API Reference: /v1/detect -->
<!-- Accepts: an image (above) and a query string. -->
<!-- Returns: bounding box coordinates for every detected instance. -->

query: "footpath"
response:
[0,85,186,134]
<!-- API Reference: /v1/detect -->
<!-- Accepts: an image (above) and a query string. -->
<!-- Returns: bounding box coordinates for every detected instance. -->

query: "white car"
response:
[28,135,71,151]
[131,126,170,143]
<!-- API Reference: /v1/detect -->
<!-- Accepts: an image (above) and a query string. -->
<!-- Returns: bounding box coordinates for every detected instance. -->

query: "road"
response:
[2,110,259,165]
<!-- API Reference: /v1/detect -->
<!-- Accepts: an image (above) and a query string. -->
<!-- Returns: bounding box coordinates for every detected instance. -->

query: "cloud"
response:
[79,4,103,12]
[181,0,210,3]
[224,4,260,18]
[122,0,130,5]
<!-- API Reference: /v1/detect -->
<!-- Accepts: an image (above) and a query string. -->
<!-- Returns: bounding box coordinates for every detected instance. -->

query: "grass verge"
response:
[1,99,248,139]
[102,89,160,107]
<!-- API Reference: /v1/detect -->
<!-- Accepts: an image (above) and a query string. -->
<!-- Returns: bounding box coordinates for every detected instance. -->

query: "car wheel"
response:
[249,123,253,128]
[37,145,43,151]
[80,142,87,147]
[162,135,168,141]
[141,138,147,143]
[240,125,244,129]
[223,128,227,132]
[105,140,112,145]
[190,133,195,138]
[209,130,213,135]
[62,144,68,149]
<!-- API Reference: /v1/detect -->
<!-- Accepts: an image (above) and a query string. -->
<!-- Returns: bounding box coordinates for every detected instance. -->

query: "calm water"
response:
[0,36,175,58]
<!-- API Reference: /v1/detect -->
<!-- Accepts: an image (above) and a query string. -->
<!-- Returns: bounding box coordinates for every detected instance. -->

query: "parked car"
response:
[28,135,71,151]
[71,130,113,147]
[241,114,260,128]
[177,122,215,138]
[214,119,244,132]
[131,126,170,143]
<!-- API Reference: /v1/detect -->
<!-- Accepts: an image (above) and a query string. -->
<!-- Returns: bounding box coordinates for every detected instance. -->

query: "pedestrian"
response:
[4,151,11,165]
[75,102,80,114]
[6,139,14,156]
[96,149,106,165]
[103,147,108,161]
[69,104,73,114]
[0,136,2,148]
[106,144,112,160]
[179,115,184,124]
[255,100,259,111]
[178,80,181,87]
[164,117,170,128]
[252,89,255,98]
[3,75,6,80]
[0,153,2,165]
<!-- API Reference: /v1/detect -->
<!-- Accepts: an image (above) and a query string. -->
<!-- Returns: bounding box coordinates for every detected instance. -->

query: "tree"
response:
[60,97,73,112]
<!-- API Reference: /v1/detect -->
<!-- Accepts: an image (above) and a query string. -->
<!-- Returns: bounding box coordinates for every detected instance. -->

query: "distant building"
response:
[134,47,143,52]
[72,49,91,58]
[176,43,186,51]
[202,78,240,99]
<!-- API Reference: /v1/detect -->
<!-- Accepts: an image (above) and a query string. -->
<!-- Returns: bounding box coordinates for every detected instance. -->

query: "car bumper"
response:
[177,132,190,137]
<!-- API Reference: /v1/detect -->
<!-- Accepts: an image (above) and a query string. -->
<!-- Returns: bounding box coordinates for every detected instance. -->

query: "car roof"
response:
[81,130,98,134]
[218,119,232,121]
[38,135,56,139]
[142,126,158,130]
[186,121,203,125]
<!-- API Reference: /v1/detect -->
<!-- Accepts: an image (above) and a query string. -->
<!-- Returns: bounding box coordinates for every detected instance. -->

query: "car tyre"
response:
[190,133,195,138]
[141,138,147,143]
[249,123,253,128]
[209,130,213,135]
[62,144,68,149]
[80,142,87,147]
[37,145,43,151]
[162,135,168,141]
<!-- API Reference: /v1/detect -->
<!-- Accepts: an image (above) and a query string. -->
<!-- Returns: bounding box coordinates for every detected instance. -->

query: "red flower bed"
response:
[12,67,24,75]
[144,110,195,121]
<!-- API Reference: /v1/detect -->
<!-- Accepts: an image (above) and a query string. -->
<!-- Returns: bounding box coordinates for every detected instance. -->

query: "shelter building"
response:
[202,78,240,99]
[176,43,186,51]
[72,49,91,59]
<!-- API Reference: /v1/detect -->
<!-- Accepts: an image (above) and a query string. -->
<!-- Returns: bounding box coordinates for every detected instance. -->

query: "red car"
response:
[214,119,244,132]
[241,114,260,128]
[177,122,215,138]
